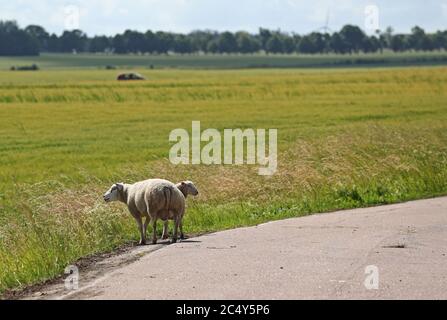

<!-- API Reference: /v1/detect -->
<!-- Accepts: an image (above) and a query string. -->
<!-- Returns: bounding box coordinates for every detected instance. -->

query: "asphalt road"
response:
[49,197,447,300]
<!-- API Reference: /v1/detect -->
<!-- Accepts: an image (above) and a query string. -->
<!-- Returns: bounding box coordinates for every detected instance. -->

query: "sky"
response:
[1,0,446,36]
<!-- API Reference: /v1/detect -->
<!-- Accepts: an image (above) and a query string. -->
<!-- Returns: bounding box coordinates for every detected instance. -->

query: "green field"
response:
[1,66,447,295]
[1,52,447,70]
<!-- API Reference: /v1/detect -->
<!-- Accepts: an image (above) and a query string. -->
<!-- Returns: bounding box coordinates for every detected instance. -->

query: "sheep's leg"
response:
[143,215,150,243]
[162,221,170,240]
[172,216,180,244]
[151,218,158,245]
[179,219,186,240]
[135,216,145,246]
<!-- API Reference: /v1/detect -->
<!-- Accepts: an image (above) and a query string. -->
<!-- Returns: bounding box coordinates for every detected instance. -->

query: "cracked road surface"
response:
[32,197,447,300]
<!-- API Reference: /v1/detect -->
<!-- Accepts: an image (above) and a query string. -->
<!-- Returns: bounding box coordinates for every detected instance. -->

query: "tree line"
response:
[1,20,447,56]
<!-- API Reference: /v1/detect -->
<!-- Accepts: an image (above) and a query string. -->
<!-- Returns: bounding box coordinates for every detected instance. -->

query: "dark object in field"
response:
[117,73,146,81]
[10,64,39,71]
[105,65,117,70]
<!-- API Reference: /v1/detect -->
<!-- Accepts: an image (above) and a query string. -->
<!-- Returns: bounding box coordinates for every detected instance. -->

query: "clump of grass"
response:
[0,182,137,291]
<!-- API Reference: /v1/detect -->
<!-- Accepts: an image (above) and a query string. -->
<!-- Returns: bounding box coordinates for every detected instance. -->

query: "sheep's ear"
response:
[181,181,186,186]
[116,183,124,191]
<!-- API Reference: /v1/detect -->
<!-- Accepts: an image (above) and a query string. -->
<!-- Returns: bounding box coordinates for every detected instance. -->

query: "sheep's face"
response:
[103,183,123,203]
[181,181,199,196]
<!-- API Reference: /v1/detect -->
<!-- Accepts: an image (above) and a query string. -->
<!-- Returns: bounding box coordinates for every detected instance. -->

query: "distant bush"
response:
[10,64,39,71]
[117,73,146,81]
[105,65,116,70]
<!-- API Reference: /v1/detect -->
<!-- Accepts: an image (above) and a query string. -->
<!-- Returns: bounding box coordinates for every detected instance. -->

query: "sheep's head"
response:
[177,181,199,197]
[103,183,124,203]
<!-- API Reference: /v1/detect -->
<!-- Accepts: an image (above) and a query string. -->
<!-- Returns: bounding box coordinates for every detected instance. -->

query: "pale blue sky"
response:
[1,0,446,35]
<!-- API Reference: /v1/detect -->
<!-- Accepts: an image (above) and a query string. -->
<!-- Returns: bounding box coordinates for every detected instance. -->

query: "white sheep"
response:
[161,181,199,240]
[103,179,186,245]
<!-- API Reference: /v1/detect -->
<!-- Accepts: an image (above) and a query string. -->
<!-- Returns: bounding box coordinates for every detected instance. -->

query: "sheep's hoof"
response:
[162,235,169,240]
[180,234,186,240]
[171,238,177,244]
[138,240,146,246]
[152,239,157,245]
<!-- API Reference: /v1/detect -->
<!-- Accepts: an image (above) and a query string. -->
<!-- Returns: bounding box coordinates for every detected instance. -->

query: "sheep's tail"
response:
[163,186,172,210]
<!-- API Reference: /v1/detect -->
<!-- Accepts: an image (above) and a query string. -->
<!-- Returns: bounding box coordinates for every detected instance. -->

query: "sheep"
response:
[162,181,199,241]
[103,179,186,245]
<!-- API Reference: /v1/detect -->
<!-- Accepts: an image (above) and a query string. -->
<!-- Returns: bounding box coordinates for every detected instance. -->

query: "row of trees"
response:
[1,20,447,56]
[0,21,39,55]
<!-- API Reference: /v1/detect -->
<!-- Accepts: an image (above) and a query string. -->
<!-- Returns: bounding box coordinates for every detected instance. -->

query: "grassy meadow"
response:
[1,66,447,294]
[1,51,447,70]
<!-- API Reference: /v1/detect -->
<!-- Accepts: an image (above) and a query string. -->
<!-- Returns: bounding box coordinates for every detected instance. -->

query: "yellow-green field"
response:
[1,67,447,294]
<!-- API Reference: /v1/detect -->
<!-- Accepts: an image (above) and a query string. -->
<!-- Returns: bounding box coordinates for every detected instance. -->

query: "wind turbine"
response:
[318,9,332,33]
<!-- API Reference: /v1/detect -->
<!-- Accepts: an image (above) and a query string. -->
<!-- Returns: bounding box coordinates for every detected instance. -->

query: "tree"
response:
[173,34,192,53]
[339,25,366,53]
[362,36,381,53]
[188,30,216,52]
[259,28,272,50]
[265,33,284,53]
[89,35,111,53]
[431,31,447,50]
[306,32,326,53]
[122,30,146,53]
[330,32,348,54]
[155,31,174,53]
[59,30,87,53]
[431,31,445,50]
[379,27,394,50]
[217,32,237,53]
[25,25,49,51]
[263,31,296,54]
[206,39,220,53]
[282,35,296,54]
[297,36,313,53]
[292,34,302,51]
[0,21,39,56]
[389,34,407,52]
[321,33,332,53]
[47,34,61,52]
[112,34,126,53]
[143,30,157,53]
[235,31,261,53]
[409,26,433,51]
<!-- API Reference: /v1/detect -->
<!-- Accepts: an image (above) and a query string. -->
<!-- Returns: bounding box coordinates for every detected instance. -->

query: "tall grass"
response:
[0,67,447,294]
